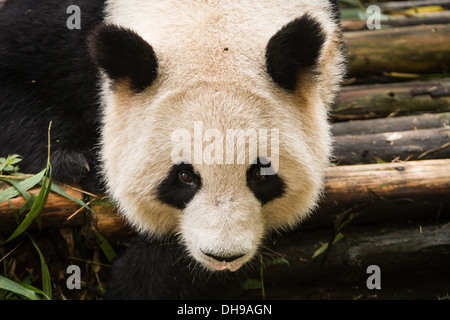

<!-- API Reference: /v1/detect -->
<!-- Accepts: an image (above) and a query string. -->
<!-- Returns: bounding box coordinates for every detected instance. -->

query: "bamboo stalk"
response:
[342,12,450,31]
[333,79,450,121]
[1,160,449,239]
[376,0,450,10]
[332,127,450,165]
[247,221,450,299]
[332,113,450,136]
[0,184,85,232]
[324,159,450,206]
[344,24,450,78]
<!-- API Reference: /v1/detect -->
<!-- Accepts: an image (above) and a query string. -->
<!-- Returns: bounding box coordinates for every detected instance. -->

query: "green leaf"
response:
[265,257,290,267]
[373,156,386,164]
[28,235,52,300]
[0,169,46,203]
[2,178,32,204]
[3,168,52,244]
[93,228,117,262]
[312,233,344,259]
[8,200,20,225]
[0,154,22,174]
[0,275,40,300]
[90,197,115,207]
[338,213,356,232]
[50,183,93,213]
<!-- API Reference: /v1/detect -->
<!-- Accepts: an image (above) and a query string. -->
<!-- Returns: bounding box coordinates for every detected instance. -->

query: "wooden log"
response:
[333,79,450,121]
[324,159,450,207]
[83,200,135,243]
[0,181,85,232]
[375,0,450,11]
[1,160,449,240]
[342,12,450,31]
[306,198,448,231]
[332,113,450,136]
[311,159,450,229]
[244,221,450,299]
[332,127,450,165]
[344,24,450,78]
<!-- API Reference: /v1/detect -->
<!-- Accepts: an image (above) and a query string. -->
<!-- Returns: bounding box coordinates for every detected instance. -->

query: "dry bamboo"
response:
[1,160,449,239]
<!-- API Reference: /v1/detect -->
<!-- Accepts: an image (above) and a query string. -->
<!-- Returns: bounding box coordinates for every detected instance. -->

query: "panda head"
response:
[88,4,344,272]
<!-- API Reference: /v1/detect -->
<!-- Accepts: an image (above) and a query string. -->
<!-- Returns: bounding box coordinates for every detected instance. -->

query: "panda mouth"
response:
[209,261,243,272]
[199,250,248,272]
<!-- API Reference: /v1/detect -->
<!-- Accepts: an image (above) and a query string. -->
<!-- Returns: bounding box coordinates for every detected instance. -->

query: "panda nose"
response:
[201,250,245,263]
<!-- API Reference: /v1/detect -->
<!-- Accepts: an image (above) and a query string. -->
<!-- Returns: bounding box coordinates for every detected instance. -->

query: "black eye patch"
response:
[157,163,202,210]
[246,159,286,205]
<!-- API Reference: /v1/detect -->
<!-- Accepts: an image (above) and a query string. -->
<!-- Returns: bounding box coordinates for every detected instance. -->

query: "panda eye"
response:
[246,158,286,206]
[157,163,202,210]
[250,167,266,184]
[179,170,195,185]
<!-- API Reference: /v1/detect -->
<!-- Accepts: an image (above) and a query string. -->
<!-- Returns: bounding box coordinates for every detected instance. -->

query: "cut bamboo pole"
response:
[344,24,450,78]
[333,127,450,164]
[247,221,450,299]
[376,0,450,11]
[342,12,450,31]
[332,113,450,136]
[1,160,449,239]
[333,79,450,121]
[324,159,450,207]
[0,182,85,232]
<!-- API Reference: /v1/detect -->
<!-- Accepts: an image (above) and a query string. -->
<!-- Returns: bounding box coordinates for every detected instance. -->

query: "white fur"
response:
[100,0,345,271]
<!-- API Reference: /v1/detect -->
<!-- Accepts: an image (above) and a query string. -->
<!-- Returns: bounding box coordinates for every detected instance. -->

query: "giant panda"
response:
[0,0,345,299]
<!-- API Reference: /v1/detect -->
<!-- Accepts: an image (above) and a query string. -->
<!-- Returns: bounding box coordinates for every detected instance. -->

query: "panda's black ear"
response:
[265,15,325,92]
[88,24,158,92]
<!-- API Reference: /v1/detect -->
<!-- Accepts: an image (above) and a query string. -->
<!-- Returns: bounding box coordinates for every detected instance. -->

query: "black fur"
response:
[265,15,326,92]
[0,0,105,191]
[156,163,202,210]
[246,159,286,205]
[328,0,341,21]
[104,235,246,300]
[88,24,159,93]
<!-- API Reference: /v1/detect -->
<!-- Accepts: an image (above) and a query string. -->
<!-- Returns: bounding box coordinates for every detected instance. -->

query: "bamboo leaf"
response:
[373,156,386,164]
[28,235,52,300]
[2,178,32,204]
[7,200,20,225]
[0,275,40,300]
[312,233,345,259]
[0,169,46,203]
[3,168,52,244]
[338,214,356,232]
[312,243,327,259]
[0,154,22,174]
[49,183,93,213]
[93,228,117,262]
[265,257,290,267]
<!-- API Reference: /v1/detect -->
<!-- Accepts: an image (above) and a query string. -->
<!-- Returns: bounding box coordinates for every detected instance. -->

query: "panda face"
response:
[90,0,345,272]
[97,84,331,272]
